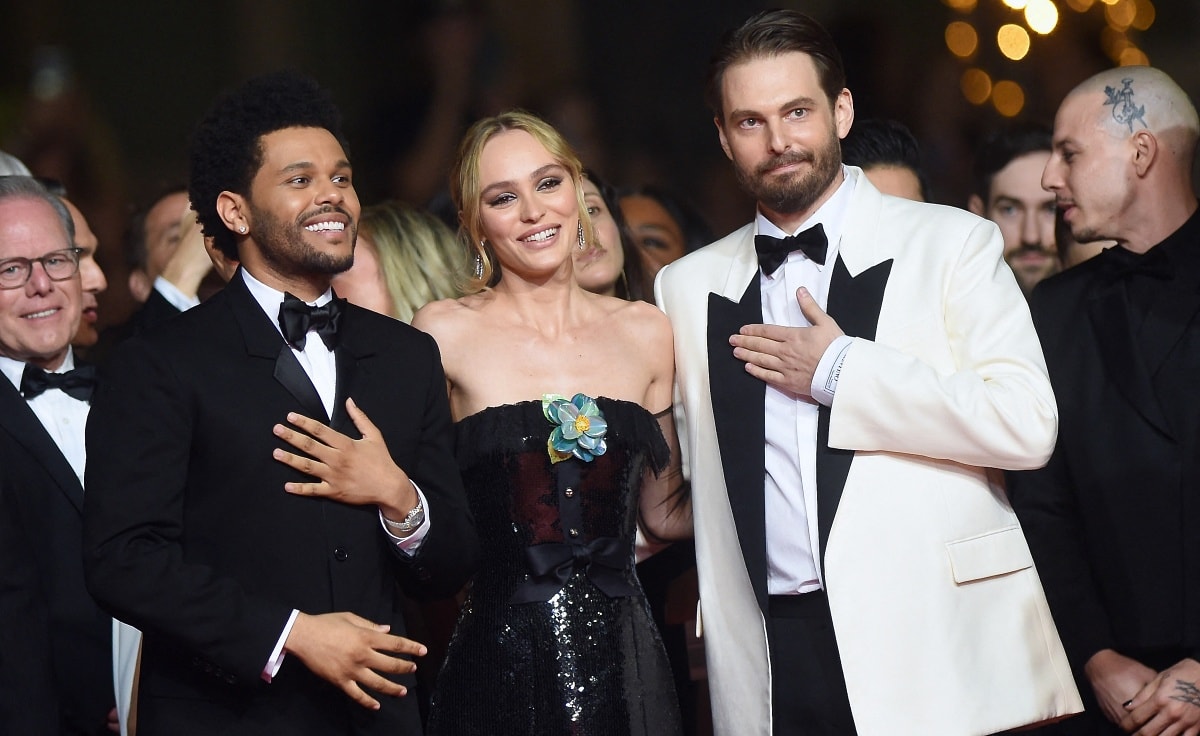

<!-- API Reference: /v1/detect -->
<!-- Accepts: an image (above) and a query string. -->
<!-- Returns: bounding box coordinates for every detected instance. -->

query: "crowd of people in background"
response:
[1,7,1198,736]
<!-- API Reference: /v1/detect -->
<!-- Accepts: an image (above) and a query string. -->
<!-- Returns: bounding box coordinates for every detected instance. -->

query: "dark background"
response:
[2,0,1196,326]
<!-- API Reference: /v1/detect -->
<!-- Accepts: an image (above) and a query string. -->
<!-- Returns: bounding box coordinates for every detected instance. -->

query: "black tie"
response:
[20,363,97,402]
[278,292,344,351]
[754,224,829,275]
[1103,244,1173,282]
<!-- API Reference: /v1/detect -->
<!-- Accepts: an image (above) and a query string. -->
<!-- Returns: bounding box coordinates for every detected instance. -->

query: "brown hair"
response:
[705,9,846,121]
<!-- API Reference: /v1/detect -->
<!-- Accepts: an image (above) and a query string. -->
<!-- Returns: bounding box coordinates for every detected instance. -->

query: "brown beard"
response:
[733,134,842,215]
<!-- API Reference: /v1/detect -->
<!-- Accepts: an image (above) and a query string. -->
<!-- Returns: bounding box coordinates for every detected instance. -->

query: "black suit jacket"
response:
[82,271,478,735]
[1008,213,1200,672]
[0,373,114,736]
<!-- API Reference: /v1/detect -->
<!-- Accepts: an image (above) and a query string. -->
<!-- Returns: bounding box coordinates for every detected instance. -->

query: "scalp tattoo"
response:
[1104,78,1148,132]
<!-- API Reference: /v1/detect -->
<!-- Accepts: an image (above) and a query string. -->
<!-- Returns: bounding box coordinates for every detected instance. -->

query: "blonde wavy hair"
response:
[358,201,468,322]
[450,109,595,293]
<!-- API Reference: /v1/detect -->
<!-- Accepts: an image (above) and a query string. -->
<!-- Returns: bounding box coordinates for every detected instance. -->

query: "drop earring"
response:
[577,221,586,250]
[473,242,485,279]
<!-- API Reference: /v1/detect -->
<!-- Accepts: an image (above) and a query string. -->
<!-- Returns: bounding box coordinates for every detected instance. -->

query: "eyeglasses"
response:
[0,248,83,290]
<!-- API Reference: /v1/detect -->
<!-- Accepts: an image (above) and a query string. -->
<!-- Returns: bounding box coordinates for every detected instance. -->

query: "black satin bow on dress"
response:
[278,292,344,350]
[754,223,829,275]
[20,363,97,401]
[509,537,637,604]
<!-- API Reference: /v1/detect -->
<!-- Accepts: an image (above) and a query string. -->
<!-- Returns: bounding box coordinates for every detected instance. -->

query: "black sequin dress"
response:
[427,398,682,736]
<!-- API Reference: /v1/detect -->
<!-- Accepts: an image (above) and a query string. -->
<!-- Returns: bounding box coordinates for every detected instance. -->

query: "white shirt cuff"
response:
[153,275,202,312]
[379,483,431,555]
[262,608,300,682]
[810,335,854,407]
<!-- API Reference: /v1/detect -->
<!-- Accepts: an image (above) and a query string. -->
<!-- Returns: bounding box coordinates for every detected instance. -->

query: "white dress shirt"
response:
[758,167,857,595]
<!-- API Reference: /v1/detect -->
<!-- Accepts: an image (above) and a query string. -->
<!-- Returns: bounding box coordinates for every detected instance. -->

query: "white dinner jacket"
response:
[656,169,1082,736]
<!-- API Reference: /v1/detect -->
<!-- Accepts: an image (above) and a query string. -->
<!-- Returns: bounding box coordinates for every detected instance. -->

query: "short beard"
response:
[251,203,355,276]
[735,136,842,216]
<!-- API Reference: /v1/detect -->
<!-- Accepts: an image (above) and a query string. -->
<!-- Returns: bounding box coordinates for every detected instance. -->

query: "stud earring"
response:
[577,221,586,251]
[239,226,247,234]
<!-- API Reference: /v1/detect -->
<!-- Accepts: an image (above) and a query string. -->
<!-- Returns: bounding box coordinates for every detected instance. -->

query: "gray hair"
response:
[0,151,32,177]
[0,176,76,243]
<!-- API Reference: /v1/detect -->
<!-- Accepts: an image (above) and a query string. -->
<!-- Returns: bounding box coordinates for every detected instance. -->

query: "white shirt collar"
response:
[240,268,334,339]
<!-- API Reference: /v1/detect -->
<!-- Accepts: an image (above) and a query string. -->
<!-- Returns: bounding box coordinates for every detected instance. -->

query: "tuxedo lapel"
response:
[226,272,328,422]
[708,277,769,612]
[329,305,381,434]
[1140,287,1200,378]
[0,380,84,512]
[1088,283,1172,438]
[816,255,893,563]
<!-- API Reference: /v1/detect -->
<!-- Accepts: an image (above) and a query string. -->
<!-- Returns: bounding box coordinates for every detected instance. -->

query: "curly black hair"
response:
[187,70,349,259]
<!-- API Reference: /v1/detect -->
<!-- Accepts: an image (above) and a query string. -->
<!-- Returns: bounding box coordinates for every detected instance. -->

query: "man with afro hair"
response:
[83,70,477,735]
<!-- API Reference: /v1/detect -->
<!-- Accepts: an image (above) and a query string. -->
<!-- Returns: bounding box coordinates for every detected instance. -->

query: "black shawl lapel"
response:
[708,277,769,611]
[1088,283,1172,438]
[226,270,328,423]
[816,256,892,563]
[0,380,84,511]
[328,303,381,434]
[1140,288,1200,378]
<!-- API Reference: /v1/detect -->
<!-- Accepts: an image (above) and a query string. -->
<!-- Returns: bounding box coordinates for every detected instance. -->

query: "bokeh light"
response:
[1119,46,1150,65]
[997,24,1032,60]
[943,0,979,9]
[1025,0,1060,34]
[961,68,993,105]
[1131,0,1156,31]
[1105,0,1137,29]
[946,21,980,57]
[1002,0,1029,8]
[1064,0,1095,10]
[992,80,1026,117]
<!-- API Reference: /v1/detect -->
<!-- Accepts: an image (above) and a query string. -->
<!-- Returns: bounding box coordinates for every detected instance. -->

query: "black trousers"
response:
[766,591,857,736]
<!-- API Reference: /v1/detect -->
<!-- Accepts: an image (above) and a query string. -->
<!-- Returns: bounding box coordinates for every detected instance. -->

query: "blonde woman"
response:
[413,110,690,735]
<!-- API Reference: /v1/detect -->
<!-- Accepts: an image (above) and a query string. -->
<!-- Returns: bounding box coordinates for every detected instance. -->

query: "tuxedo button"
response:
[414,565,431,581]
[333,547,350,561]
[568,528,579,538]
[564,487,574,498]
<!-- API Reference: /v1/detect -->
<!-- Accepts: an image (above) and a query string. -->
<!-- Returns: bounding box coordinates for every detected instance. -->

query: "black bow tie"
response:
[755,224,829,275]
[20,363,97,402]
[1103,245,1173,282]
[278,292,344,351]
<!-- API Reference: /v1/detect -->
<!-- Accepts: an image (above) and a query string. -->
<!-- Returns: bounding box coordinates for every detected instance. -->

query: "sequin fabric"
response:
[427,398,682,736]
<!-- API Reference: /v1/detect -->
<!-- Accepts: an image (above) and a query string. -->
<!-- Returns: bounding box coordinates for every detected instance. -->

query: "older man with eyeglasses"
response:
[0,175,118,735]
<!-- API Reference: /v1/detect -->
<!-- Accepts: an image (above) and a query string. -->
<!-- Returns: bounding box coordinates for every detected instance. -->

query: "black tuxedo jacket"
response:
[1008,214,1200,671]
[83,271,478,735]
[0,374,113,735]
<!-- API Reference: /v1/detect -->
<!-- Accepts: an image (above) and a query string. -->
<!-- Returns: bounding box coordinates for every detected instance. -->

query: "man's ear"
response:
[835,88,854,140]
[128,270,152,303]
[967,193,985,217]
[215,191,248,235]
[715,117,733,161]
[1131,130,1157,178]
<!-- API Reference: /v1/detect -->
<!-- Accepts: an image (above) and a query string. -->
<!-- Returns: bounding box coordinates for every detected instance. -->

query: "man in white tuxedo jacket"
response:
[655,10,1081,736]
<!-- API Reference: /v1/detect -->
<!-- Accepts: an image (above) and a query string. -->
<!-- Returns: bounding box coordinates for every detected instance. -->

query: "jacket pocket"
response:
[945,525,1033,583]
